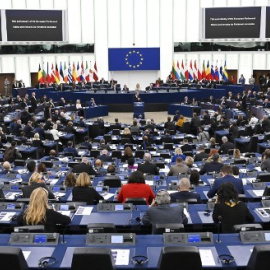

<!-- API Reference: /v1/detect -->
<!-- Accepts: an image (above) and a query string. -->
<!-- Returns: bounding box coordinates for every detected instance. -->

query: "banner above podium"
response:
[108,48,160,71]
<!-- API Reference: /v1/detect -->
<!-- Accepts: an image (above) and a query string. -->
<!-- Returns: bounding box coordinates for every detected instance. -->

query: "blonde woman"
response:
[32,133,43,149]
[17,188,71,232]
[72,172,104,204]
[185,156,194,168]
[171,147,186,162]
[233,148,241,159]
[22,172,55,199]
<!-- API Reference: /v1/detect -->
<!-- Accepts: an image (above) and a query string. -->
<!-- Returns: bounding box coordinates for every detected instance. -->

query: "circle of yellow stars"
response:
[125,50,144,69]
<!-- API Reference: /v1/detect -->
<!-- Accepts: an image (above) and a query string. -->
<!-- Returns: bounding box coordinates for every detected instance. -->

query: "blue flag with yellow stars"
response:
[108,48,160,71]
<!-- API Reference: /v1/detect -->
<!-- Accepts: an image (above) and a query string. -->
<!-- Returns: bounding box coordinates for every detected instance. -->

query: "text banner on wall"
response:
[204,7,261,39]
[5,10,64,41]
[108,48,160,71]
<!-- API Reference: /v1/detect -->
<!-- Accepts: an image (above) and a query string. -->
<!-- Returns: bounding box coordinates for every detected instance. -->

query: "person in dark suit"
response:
[262,115,270,133]
[212,182,254,233]
[72,172,104,205]
[98,149,113,162]
[261,149,270,172]
[218,136,234,155]
[65,121,76,134]
[161,130,173,143]
[21,160,36,183]
[190,113,201,135]
[241,90,248,111]
[122,84,129,93]
[58,97,66,107]
[22,172,55,199]
[137,153,159,175]
[13,119,22,136]
[164,117,175,130]
[30,92,37,113]
[170,178,202,203]
[21,107,32,125]
[199,153,223,175]
[133,91,141,102]
[181,139,193,153]
[72,157,97,175]
[229,121,238,142]
[80,136,92,150]
[142,189,188,227]
[194,145,209,162]
[17,187,71,232]
[207,165,244,198]
[202,111,211,125]
[63,141,79,157]
[33,123,45,139]
[23,121,33,138]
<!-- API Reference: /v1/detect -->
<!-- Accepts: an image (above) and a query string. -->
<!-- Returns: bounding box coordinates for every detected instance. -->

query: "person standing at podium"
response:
[133,91,141,102]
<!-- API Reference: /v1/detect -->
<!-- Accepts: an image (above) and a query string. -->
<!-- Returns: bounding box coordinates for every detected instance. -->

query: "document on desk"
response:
[47,179,58,186]
[0,212,16,221]
[101,193,115,200]
[22,251,31,260]
[53,192,66,197]
[199,249,216,266]
[74,206,93,215]
[57,211,71,217]
[167,190,178,194]
[5,192,22,200]
[253,190,264,197]
[111,249,130,265]
[145,180,154,186]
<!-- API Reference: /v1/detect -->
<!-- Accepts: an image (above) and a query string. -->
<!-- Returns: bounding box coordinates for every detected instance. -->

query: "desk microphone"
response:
[216,215,222,243]
[61,226,67,244]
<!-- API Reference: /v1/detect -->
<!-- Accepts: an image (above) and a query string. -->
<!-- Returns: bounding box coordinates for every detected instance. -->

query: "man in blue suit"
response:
[207,165,243,198]
[64,141,78,157]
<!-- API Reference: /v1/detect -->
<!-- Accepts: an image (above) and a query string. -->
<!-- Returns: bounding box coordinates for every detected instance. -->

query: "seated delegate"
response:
[17,188,71,232]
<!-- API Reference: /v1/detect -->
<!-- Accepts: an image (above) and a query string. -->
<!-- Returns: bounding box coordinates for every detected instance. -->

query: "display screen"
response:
[204,7,261,39]
[34,234,47,243]
[154,176,160,180]
[60,205,69,211]
[266,7,270,38]
[188,234,201,243]
[115,205,124,211]
[11,186,19,190]
[53,186,60,192]
[265,233,270,241]
[96,186,103,192]
[111,235,123,244]
[6,10,63,41]
[6,203,15,210]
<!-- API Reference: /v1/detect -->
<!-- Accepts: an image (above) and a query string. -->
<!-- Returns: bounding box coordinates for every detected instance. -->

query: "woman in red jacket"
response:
[117,171,155,205]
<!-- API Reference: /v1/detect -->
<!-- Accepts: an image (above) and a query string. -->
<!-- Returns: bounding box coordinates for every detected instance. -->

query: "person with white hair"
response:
[142,189,188,226]
[170,178,202,203]
[98,149,112,162]
[218,136,234,155]
[137,153,159,175]
[0,161,12,174]
[72,157,97,175]
[50,124,61,141]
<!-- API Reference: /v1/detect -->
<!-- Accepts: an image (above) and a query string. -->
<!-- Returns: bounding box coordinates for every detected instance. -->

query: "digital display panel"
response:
[188,234,201,243]
[6,10,63,41]
[266,7,270,38]
[53,186,60,192]
[115,205,124,211]
[95,186,103,192]
[34,234,47,244]
[265,233,270,241]
[205,7,261,39]
[6,204,15,210]
[111,235,123,244]
[60,205,69,211]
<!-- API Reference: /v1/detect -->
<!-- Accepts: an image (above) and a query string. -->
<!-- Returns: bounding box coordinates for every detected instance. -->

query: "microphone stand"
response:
[61,226,67,244]
[216,216,222,243]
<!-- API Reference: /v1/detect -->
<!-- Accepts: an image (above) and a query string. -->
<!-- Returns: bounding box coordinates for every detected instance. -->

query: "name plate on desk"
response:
[163,232,213,245]
[240,231,270,243]
[0,202,24,210]
[86,233,136,245]
[9,233,59,245]
[97,203,133,212]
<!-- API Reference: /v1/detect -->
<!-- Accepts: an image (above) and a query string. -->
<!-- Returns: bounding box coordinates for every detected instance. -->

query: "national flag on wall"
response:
[211,65,215,80]
[89,61,94,81]
[220,62,223,81]
[206,61,211,80]
[47,62,51,84]
[184,60,189,80]
[189,60,194,81]
[223,61,228,81]
[72,62,77,82]
[60,62,64,82]
[80,62,85,82]
[50,64,55,84]
[64,62,69,83]
[193,60,198,80]
[38,64,43,83]
[180,60,185,80]
[202,60,206,79]
[198,60,202,81]
[176,61,181,79]
[54,64,60,84]
[42,63,47,84]
[172,61,180,80]
[214,63,219,81]
[85,61,90,82]
[93,61,99,82]
[76,62,81,82]
[68,63,72,83]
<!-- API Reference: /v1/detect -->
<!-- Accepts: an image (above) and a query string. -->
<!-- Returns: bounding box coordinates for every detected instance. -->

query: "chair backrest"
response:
[104,177,122,188]
[71,247,114,270]
[87,223,116,233]
[40,161,54,168]
[153,223,184,234]
[176,198,198,204]
[14,159,26,167]
[247,245,270,270]
[0,247,28,270]
[183,151,193,157]
[90,150,100,158]
[249,136,258,152]
[135,150,145,159]
[125,197,147,205]
[163,143,174,150]
[158,246,202,270]
[111,150,122,159]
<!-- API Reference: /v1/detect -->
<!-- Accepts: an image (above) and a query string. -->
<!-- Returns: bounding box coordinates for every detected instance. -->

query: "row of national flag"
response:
[171,60,228,82]
[38,61,99,84]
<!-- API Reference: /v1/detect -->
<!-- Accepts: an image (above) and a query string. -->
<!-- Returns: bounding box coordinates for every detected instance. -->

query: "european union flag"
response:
[108,48,160,71]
